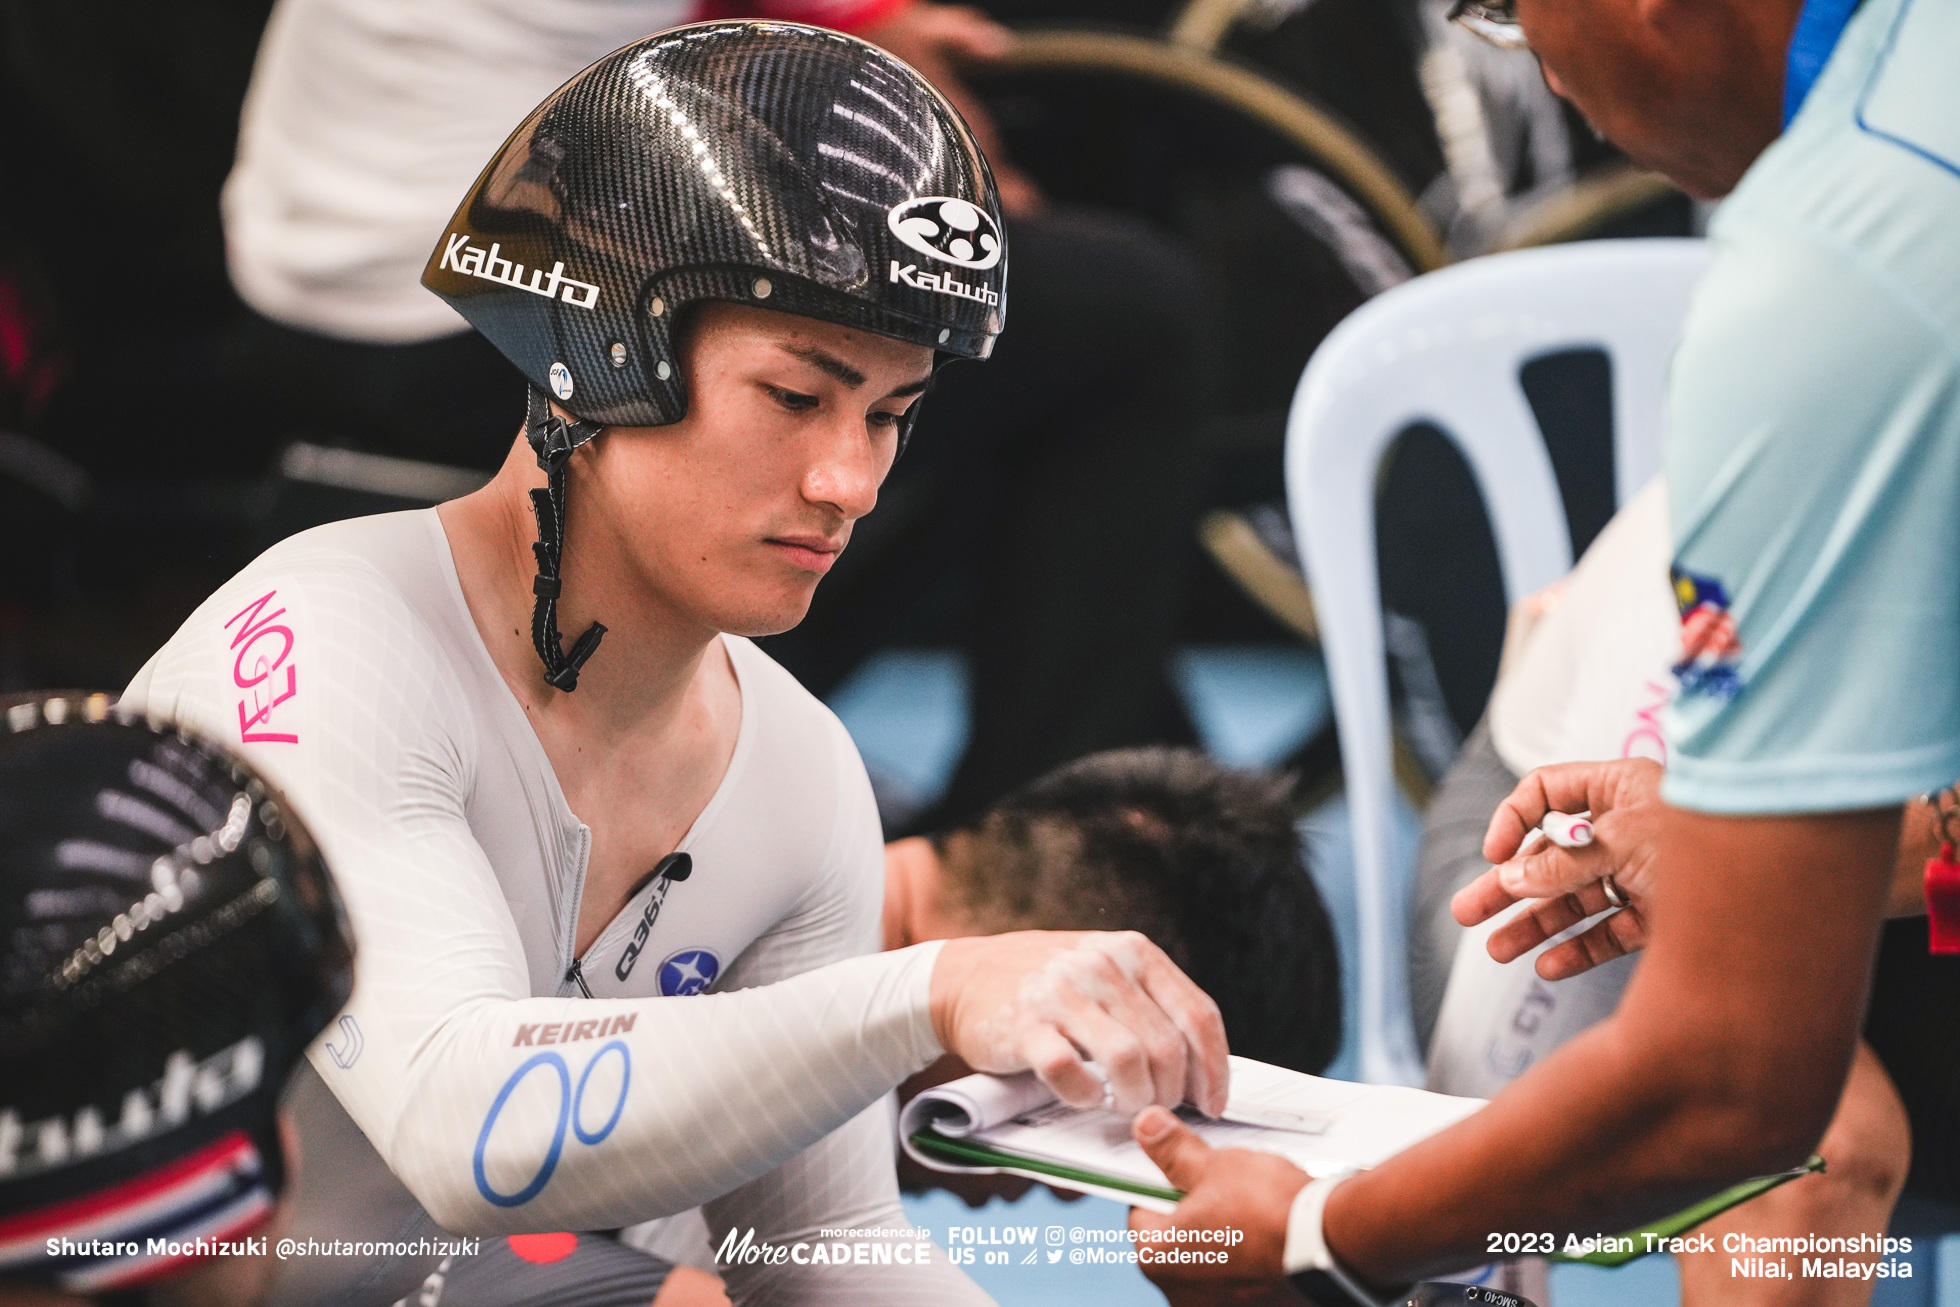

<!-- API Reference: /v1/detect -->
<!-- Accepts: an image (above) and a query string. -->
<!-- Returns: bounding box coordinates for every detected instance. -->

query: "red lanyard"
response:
[1925,792,1960,953]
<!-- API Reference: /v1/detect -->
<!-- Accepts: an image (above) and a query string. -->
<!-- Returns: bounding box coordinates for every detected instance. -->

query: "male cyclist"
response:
[124,24,1226,1307]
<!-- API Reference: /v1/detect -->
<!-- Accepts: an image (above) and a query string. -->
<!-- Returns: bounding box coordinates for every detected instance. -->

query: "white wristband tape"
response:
[1283,1172,1398,1307]
[1282,1172,1352,1275]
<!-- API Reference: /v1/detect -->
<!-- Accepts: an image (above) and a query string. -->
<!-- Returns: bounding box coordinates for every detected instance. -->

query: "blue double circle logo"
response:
[473,1040,631,1207]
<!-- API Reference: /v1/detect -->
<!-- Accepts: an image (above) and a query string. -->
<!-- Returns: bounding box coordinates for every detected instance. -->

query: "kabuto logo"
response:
[888,261,1001,308]
[438,233,600,309]
[0,1037,264,1180]
[887,197,1002,271]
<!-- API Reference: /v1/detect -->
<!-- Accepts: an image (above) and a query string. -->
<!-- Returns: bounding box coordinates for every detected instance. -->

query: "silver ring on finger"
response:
[1600,874,1628,910]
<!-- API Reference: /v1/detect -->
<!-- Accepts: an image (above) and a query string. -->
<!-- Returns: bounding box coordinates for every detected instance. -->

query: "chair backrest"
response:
[1284,238,1712,1085]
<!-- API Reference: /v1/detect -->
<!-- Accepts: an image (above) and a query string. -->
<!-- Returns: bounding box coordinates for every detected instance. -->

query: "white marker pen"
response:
[1540,811,1594,848]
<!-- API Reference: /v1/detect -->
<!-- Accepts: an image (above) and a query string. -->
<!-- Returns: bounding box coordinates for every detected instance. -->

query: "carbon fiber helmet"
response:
[420,20,1007,693]
[422,19,1006,424]
[0,696,354,1294]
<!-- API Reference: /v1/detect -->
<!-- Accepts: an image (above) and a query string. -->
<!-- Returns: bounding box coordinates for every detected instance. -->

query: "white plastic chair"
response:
[1284,238,1712,1086]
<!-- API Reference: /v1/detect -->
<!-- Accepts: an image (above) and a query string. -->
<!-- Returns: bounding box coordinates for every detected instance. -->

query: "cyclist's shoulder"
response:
[127,511,486,748]
[203,511,464,654]
[723,636,860,765]
[721,637,873,821]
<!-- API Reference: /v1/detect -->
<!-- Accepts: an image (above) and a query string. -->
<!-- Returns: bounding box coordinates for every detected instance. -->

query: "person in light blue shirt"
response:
[1664,0,1960,814]
[1104,0,1960,1301]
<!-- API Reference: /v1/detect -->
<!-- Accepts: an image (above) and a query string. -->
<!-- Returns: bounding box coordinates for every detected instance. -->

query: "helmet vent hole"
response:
[752,278,772,299]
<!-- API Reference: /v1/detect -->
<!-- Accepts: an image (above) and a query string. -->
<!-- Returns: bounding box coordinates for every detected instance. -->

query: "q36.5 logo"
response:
[473,1042,631,1207]
[887,197,1002,271]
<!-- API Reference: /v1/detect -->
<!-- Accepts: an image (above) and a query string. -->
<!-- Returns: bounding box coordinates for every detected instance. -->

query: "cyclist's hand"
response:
[930,930,1229,1115]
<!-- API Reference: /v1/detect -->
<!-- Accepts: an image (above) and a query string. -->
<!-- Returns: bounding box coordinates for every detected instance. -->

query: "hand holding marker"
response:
[1539,811,1594,848]
[1516,810,1594,855]
[1517,809,1622,916]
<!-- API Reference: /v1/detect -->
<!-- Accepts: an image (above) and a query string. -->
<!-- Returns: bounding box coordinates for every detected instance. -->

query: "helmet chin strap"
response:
[524,386,608,692]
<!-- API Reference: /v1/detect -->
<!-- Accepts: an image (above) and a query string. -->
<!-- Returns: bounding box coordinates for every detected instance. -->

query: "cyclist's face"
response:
[1518,0,1794,198]
[575,302,933,638]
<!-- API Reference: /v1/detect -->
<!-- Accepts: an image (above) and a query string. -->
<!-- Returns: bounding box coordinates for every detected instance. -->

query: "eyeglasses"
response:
[1447,0,1529,50]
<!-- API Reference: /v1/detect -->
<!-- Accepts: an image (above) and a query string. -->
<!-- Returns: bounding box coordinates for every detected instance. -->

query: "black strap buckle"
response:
[522,385,608,692]
[534,415,577,472]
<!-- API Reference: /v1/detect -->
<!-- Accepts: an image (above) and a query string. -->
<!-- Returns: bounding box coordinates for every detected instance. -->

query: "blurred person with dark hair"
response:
[0,694,354,1306]
[886,745,1342,1215]
[887,747,1342,1076]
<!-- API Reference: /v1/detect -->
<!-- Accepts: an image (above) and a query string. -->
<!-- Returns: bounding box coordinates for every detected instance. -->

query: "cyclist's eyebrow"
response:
[778,342,930,399]
[778,343,865,389]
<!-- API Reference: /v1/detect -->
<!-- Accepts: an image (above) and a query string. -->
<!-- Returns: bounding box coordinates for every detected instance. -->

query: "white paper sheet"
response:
[901,1056,1485,1214]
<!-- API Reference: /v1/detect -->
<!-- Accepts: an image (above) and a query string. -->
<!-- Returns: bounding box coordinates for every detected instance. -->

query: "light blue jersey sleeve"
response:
[1660,0,1960,815]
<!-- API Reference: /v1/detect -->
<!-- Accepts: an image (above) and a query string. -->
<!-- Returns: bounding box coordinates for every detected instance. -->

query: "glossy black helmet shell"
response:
[422,20,1007,428]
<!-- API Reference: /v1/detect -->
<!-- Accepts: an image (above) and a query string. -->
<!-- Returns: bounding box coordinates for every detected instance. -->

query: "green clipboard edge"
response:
[908,1131,1184,1204]
[1549,1156,1827,1266]
[911,1131,1824,1270]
